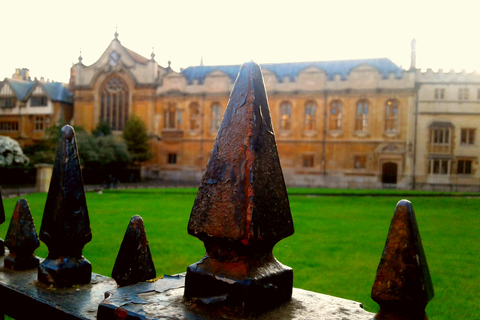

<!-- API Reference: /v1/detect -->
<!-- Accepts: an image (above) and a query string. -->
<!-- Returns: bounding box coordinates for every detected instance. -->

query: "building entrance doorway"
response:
[382,162,397,184]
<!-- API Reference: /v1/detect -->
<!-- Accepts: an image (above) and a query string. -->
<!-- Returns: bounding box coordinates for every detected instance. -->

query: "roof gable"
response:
[6,79,35,100]
[42,82,73,104]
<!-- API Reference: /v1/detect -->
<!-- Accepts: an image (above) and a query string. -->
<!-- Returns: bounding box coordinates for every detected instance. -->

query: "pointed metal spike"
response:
[38,125,92,287]
[112,215,156,287]
[188,61,293,243]
[185,61,294,316]
[4,198,40,270]
[0,191,5,255]
[371,199,434,320]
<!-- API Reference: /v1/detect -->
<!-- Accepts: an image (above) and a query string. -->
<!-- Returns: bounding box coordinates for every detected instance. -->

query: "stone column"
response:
[35,164,53,193]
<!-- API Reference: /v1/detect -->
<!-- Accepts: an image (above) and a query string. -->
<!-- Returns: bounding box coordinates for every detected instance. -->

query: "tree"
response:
[92,121,112,137]
[122,114,152,163]
[0,136,29,167]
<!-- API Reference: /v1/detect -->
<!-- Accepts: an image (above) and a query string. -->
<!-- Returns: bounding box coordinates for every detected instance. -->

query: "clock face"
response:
[109,51,121,66]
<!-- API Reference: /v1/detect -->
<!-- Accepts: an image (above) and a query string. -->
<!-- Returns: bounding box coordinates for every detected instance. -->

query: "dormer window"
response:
[31,96,47,107]
[0,97,15,108]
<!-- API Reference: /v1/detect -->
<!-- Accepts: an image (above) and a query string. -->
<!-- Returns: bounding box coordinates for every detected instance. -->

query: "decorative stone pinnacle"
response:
[112,215,156,287]
[38,125,92,288]
[371,199,434,320]
[0,191,5,256]
[4,198,40,270]
[184,61,294,316]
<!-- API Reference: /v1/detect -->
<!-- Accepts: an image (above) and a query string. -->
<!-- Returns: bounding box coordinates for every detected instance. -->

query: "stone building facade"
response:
[70,34,416,188]
[0,68,73,147]
[413,69,480,191]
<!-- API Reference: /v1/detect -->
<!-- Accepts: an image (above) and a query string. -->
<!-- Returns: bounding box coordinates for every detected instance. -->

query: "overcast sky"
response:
[2,0,480,83]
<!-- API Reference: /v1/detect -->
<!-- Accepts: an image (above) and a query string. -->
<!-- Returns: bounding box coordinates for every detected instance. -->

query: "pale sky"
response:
[2,0,480,83]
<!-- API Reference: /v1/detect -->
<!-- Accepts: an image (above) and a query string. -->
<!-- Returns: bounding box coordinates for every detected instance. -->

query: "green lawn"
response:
[1,188,478,320]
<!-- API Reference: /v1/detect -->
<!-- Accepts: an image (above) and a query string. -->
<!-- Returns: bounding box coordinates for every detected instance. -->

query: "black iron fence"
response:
[0,62,434,320]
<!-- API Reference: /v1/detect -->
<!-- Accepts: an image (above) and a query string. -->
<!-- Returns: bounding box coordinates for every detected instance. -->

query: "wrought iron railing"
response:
[0,62,434,320]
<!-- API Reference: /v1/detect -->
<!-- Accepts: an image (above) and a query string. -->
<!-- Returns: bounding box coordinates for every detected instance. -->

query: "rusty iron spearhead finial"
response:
[112,215,156,287]
[184,61,294,316]
[0,191,5,255]
[371,199,434,320]
[38,125,92,288]
[4,198,40,270]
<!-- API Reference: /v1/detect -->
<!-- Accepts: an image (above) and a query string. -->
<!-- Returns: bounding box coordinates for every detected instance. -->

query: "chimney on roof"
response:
[410,39,416,71]
[12,68,30,80]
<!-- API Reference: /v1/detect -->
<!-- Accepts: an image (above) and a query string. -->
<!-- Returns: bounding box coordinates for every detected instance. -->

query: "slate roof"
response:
[180,58,404,84]
[41,82,73,104]
[1,79,72,104]
[5,79,35,100]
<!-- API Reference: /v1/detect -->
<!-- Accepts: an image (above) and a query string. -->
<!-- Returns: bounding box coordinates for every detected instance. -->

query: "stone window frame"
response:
[354,99,369,135]
[328,99,343,135]
[434,88,445,100]
[279,101,292,133]
[303,101,317,133]
[164,102,183,130]
[460,128,475,145]
[211,102,222,132]
[384,99,399,135]
[99,75,130,131]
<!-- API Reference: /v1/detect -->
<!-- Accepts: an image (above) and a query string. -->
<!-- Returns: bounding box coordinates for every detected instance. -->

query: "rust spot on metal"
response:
[112,215,156,287]
[184,61,294,316]
[4,198,40,270]
[371,199,434,320]
[113,307,129,319]
[38,125,92,288]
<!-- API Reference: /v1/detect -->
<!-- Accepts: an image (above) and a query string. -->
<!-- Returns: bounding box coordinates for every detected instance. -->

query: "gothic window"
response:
[189,102,200,131]
[100,76,129,131]
[385,99,399,132]
[164,102,182,129]
[211,103,222,132]
[329,100,342,131]
[355,100,368,132]
[304,102,316,131]
[280,101,292,131]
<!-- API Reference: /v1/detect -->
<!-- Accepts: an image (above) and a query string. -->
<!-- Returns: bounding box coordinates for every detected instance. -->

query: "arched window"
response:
[385,99,399,132]
[164,102,182,129]
[280,101,292,131]
[329,100,342,131]
[304,102,316,131]
[211,103,222,131]
[189,102,200,131]
[100,76,129,131]
[355,100,369,132]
